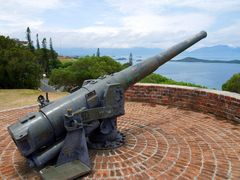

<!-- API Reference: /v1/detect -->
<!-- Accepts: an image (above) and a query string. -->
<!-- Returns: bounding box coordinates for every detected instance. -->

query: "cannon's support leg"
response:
[56,124,90,167]
[40,110,91,180]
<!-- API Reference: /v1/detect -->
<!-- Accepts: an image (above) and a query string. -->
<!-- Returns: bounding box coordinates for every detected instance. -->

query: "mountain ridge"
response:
[56,45,240,60]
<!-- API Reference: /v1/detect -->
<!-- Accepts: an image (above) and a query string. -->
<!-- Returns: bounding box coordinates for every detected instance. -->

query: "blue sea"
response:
[118,59,240,90]
[155,62,240,90]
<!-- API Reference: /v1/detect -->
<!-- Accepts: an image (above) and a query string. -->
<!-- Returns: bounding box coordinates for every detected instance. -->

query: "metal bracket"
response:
[37,92,50,108]
[71,83,124,123]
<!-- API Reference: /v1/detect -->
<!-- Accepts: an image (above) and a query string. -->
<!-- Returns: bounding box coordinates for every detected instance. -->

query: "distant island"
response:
[116,57,127,61]
[175,57,240,64]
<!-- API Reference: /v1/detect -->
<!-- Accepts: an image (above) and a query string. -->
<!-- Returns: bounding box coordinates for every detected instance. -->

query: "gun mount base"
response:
[88,131,125,149]
[88,118,125,149]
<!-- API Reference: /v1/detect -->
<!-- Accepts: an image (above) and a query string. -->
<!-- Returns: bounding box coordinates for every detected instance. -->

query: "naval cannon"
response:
[8,31,207,179]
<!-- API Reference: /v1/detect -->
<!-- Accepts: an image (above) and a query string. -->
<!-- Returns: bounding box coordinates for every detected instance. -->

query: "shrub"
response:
[140,73,205,88]
[222,73,240,93]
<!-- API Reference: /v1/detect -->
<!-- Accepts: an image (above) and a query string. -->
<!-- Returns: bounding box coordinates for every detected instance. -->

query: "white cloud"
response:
[175,0,240,12]
[0,0,64,11]
[0,0,71,32]
[122,13,213,34]
[106,0,240,14]
[95,21,105,25]
[41,6,214,48]
[0,0,239,48]
[208,21,240,47]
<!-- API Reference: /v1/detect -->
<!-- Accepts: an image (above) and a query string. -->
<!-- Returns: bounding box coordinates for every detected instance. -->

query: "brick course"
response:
[126,83,240,123]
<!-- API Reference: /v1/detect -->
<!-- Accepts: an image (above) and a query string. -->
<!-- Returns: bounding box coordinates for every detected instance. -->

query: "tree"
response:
[26,27,34,52]
[42,38,49,75]
[49,38,53,52]
[42,38,47,49]
[222,73,240,94]
[129,52,133,66]
[49,38,57,59]
[0,35,41,89]
[96,48,100,57]
[36,33,40,49]
[49,38,61,70]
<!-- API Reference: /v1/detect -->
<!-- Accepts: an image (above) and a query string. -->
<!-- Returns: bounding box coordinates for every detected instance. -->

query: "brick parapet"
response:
[125,83,240,123]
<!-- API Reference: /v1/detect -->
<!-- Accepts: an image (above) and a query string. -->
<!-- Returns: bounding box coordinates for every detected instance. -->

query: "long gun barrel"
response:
[114,31,207,89]
[8,31,207,178]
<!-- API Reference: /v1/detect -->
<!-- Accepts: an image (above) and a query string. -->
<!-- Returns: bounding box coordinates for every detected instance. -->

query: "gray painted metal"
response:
[40,160,91,179]
[8,31,207,170]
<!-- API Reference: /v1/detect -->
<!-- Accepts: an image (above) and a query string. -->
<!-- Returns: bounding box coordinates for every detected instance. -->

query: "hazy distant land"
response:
[175,57,240,64]
[56,45,240,61]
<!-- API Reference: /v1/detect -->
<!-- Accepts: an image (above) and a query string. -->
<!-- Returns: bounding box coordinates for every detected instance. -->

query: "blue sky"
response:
[1,0,240,49]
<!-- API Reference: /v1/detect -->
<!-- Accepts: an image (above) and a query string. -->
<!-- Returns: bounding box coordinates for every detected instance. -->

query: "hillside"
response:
[178,45,240,60]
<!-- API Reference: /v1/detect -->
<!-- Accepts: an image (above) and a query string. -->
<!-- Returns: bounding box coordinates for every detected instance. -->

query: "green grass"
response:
[58,57,76,63]
[0,89,68,111]
[140,73,206,88]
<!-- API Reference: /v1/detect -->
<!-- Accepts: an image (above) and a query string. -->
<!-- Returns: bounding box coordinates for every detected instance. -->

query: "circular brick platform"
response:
[1,101,240,179]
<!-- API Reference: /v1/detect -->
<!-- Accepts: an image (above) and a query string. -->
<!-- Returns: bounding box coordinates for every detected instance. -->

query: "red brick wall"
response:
[125,83,240,123]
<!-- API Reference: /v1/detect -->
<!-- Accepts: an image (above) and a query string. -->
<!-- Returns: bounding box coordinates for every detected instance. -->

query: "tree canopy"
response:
[96,48,100,57]
[36,34,40,50]
[0,36,41,88]
[0,28,61,89]
[49,56,122,90]
[26,27,34,52]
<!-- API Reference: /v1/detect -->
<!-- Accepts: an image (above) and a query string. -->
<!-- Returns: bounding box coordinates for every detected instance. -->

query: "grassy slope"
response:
[0,89,68,111]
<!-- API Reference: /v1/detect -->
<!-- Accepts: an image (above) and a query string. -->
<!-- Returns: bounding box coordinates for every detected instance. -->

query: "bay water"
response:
[117,59,240,90]
[155,62,240,90]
